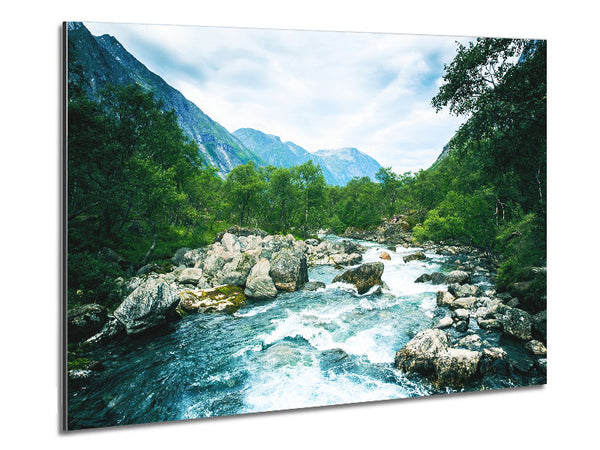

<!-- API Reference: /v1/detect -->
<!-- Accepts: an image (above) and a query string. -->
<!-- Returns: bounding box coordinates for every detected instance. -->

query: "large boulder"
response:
[430,272,448,285]
[269,248,309,291]
[67,303,108,343]
[172,247,205,268]
[244,260,278,299]
[394,328,482,389]
[403,251,426,263]
[501,307,533,341]
[436,290,456,307]
[177,268,205,285]
[113,278,180,335]
[450,296,478,310]
[178,285,246,314]
[332,262,384,295]
[394,329,450,376]
[434,348,481,387]
[449,283,482,298]
[445,270,470,285]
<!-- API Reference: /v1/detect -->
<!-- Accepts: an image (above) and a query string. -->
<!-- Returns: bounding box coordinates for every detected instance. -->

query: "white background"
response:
[1,0,597,448]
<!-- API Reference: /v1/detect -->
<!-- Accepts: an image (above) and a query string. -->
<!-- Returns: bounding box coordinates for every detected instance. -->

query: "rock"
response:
[332,262,384,294]
[456,334,482,350]
[479,347,509,376]
[536,358,547,375]
[436,290,456,307]
[244,259,278,299]
[434,348,481,387]
[394,329,450,376]
[84,316,125,345]
[380,251,391,261]
[430,272,448,285]
[217,271,246,287]
[214,226,268,242]
[172,247,192,266]
[178,285,246,314]
[331,252,362,266]
[501,307,533,341]
[449,283,482,298]
[415,273,432,283]
[453,308,471,322]
[177,268,205,285]
[525,340,547,357]
[403,251,426,263]
[67,303,108,343]
[113,278,181,335]
[136,263,166,276]
[220,233,241,253]
[339,240,365,255]
[395,329,482,389]
[269,248,309,291]
[68,369,95,388]
[435,316,453,329]
[203,254,226,278]
[304,281,326,291]
[532,310,547,343]
[455,320,469,333]
[477,318,503,330]
[473,297,505,319]
[446,270,470,285]
[451,296,478,310]
[305,238,320,246]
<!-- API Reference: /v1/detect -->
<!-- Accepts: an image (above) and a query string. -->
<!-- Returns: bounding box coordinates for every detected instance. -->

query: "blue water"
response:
[69,238,459,429]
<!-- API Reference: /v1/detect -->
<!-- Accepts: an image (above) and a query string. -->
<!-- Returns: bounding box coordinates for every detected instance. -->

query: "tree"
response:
[432,38,546,220]
[224,162,266,226]
[293,161,326,237]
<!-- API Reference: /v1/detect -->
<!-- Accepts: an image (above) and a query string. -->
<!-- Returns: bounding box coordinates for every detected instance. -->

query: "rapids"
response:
[68,236,485,429]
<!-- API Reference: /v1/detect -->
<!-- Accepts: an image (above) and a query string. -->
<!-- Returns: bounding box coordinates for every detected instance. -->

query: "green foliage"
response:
[495,213,547,311]
[416,189,497,248]
[67,252,124,309]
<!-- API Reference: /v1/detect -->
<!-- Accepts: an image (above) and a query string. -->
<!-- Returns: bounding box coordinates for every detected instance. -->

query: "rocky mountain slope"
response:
[67,22,382,185]
[67,21,259,174]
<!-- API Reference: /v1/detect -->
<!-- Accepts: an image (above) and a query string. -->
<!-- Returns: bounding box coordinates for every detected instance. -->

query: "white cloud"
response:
[85,21,472,173]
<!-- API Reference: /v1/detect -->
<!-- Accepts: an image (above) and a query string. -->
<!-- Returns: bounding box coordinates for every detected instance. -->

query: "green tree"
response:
[293,161,326,237]
[224,161,266,226]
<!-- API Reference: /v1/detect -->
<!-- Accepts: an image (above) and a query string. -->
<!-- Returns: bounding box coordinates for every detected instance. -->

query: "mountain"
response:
[67,22,383,185]
[313,147,382,185]
[66,22,260,174]
[234,128,381,186]
[233,128,337,185]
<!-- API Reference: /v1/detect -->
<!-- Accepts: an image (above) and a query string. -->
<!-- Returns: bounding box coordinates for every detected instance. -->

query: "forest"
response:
[67,37,546,313]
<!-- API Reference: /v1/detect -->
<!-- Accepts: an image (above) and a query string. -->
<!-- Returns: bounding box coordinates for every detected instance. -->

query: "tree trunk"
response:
[140,218,158,267]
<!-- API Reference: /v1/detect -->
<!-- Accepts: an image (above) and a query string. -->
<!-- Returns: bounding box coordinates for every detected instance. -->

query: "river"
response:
[68,236,492,429]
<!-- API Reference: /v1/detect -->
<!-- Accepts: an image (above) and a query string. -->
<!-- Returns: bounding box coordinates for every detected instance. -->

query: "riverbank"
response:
[67,226,546,429]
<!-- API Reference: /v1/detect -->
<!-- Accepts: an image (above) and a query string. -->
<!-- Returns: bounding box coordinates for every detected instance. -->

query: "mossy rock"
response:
[177,285,246,315]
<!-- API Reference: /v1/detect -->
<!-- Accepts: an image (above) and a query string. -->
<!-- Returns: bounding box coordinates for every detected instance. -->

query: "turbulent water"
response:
[68,237,483,429]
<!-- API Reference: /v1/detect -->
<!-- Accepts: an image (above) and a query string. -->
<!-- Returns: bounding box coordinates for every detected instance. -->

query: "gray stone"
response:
[113,278,180,335]
[436,290,455,307]
[332,262,384,295]
[269,248,309,291]
[435,316,453,329]
[446,270,470,285]
[178,268,205,285]
[67,303,108,342]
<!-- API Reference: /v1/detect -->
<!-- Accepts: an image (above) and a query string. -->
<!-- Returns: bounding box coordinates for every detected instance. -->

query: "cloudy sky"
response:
[85,21,471,173]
